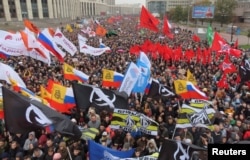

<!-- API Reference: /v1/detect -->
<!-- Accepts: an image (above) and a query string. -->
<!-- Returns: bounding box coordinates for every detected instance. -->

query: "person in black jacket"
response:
[72,146,84,160]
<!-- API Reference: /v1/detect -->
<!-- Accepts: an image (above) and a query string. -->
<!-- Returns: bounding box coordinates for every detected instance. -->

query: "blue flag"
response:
[133,52,151,93]
[88,140,135,160]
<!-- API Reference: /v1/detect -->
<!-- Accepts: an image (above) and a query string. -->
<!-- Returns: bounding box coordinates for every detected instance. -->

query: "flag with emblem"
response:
[102,69,124,88]
[158,139,207,160]
[72,83,128,112]
[44,81,75,113]
[219,55,237,74]
[63,63,89,83]
[148,79,175,98]
[176,103,215,129]
[174,80,208,100]
[110,109,159,136]
[139,6,159,32]
[186,69,197,85]
[211,32,230,53]
[2,87,81,139]
[88,140,134,160]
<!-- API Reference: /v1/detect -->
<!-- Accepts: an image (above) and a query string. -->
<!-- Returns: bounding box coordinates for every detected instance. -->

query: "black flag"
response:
[2,87,81,139]
[239,58,250,83]
[72,83,128,112]
[148,79,176,98]
[158,139,207,160]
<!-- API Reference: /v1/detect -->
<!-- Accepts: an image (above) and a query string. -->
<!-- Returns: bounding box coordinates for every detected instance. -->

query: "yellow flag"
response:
[187,69,197,85]
[102,69,114,82]
[173,80,187,94]
[63,63,74,74]
[66,24,73,32]
[51,83,67,104]
[40,86,51,99]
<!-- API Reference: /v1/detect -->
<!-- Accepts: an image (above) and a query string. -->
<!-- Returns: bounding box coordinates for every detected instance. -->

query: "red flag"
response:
[233,38,238,49]
[229,48,242,58]
[192,34,200,42]
[217,74,229,89]
[219,55,237,74]
[139,6,159,32]
[129,45,141,55]
[163,17,173,38]
[211,32,230,52]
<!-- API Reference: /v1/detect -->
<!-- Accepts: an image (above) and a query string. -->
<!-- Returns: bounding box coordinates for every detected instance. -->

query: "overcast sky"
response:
[115,0,146,5]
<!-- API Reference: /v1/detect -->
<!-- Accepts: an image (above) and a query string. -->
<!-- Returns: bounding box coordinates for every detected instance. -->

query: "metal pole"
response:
[187,5,190,27]
[231,24,233,42]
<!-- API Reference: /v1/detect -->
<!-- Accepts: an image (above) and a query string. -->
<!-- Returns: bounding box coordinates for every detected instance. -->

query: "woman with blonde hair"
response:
[146,139,158,155]
[56,142,69,160]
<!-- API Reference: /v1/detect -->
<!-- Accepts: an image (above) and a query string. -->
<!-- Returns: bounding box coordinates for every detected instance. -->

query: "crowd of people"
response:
[0,15,250,160]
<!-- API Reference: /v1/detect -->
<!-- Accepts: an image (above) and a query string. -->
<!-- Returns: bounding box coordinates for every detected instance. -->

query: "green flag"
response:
[206,25,214,46]
[106,30,118,38]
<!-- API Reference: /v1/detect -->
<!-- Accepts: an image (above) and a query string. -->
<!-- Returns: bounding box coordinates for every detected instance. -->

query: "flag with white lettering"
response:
[158,139,207,160]
[110,109,158,136]
[176,103,215,130]
[72,83,128,112]
[2,87,81,139]
[54,28,77,56]
[133,52,151,93]
[88,140,134,160]
[119,62,141,96]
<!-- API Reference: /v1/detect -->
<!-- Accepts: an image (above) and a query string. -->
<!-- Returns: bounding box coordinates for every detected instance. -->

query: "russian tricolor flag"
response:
[63,63,89,82]
[183,82,208,100]
[38,29,65,62]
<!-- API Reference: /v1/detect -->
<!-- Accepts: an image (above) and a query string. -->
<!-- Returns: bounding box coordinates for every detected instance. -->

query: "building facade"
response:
[0,0,140,22]
[234,1,250,23]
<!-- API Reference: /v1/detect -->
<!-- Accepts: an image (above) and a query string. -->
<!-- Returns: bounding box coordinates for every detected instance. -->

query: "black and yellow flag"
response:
[110,109,158,136]
[176,103,215,130]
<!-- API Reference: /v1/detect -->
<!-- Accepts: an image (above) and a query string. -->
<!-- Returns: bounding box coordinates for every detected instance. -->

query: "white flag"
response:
[119,62,140,96]
[53,28,77,56]
[0,62,26,87]
[78,35,110,56]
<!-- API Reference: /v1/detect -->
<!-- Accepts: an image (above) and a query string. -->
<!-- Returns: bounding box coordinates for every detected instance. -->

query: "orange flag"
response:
[24,19,40,34]
[96,25,107,36]
[140,6,159,32]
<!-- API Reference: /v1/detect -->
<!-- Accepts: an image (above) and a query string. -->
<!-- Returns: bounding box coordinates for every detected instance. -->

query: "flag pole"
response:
[171,127,177,140]
[66,146,73,160]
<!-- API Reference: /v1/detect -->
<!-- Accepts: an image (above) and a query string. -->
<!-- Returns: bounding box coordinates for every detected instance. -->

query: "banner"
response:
[192,6,215,19]
[111,109,158,136]
[88,140,134,160]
